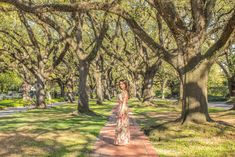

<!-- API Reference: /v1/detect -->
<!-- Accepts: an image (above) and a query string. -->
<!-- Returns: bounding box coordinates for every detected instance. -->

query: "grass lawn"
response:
[0,99,31,110]
[1,98,234,157]
[0,100,115,157]
[128,99,235,157]
[0,98,65,110]
[46,98,65,104]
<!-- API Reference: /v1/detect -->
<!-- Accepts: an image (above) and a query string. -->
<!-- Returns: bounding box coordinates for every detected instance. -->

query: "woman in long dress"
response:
[114,79,130,145]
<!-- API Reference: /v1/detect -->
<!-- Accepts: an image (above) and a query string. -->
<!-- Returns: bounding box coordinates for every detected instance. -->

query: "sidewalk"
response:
[89,105,158,157]
[0,102,66,117]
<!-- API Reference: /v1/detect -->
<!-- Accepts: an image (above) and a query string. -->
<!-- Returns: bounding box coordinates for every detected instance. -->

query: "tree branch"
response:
[0,0,175,65]
[204,9,235,60]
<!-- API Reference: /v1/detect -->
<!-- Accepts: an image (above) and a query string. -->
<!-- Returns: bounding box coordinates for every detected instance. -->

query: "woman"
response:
[114,79,130,145]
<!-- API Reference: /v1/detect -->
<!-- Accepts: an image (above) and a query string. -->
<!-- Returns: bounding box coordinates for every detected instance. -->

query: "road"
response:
[0,102,66,117]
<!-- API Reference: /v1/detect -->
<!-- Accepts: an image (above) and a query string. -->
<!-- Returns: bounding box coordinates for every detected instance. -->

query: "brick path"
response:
[89,105,158,157]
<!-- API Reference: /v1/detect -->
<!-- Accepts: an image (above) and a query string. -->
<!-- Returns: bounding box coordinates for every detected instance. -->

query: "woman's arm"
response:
[123,91,128,105]
[120,91,128,113]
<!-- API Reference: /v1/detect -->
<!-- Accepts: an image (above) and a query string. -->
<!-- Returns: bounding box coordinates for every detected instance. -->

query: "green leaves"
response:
[0,71,23,92]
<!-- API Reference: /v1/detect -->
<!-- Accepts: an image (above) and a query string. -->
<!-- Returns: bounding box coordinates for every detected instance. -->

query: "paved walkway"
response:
[89,105,158,157]
[154,98,233,110]
[0,102,66,117]
[208,102,232,110]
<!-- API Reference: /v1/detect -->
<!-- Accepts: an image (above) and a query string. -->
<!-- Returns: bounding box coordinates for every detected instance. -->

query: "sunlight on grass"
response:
[1,98,234,157]
[0,100,116,156]
[0,99,31,109]
[0,98,65,110]
[128,98,235,157]
[46,98,65,104]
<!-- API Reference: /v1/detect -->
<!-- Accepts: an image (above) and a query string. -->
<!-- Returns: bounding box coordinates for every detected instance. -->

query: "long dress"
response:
[114,91,130,145]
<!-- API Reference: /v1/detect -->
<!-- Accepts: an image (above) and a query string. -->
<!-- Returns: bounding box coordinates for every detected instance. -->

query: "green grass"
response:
[0,99,31,110]
[1,98,234,156]
[128,99,235,157]
[0,100,115,156]
[0,98,65,110]
[46,97,65,104]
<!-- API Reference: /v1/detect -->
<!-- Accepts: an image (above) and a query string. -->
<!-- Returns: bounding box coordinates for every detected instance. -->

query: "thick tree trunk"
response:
[94,70,104,104]
[78,60,90,113]
[130,73,141,99]
[35,78,46,108]
[180,61,212,123]
[141,77,154,102]
[141,64,159,102]
[228,76,235,110]
[22,81,31,101]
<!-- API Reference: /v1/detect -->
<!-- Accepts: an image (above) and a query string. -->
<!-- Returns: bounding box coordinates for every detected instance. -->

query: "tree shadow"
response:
[0,133,69,157]
[0,102,116,156]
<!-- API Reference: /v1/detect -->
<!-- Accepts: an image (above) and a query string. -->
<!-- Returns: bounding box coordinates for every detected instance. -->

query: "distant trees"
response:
[0,0,234,122]
[0,11,69,108]
[0,71,22,93]
[217,45,235,109]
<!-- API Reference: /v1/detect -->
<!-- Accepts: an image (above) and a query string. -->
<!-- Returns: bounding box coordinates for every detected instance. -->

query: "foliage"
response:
[0,71,22,93]
[208,63,228,100]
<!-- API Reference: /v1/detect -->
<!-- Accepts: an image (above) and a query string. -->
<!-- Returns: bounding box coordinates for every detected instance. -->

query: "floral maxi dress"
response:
[114,91,130,145]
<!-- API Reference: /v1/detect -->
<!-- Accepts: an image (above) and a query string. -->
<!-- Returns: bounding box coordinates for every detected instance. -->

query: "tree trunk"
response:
[35,78,46,108]
[89,85,94,99]
[231,104,235,110]
[78,60,90,113]
[88,74,95,99]
[141,64,159,102]
[161,78,168,99]
[132,80,138,98]
[228,76,235,110]
[228,76,235,97]
[180,61,212,123]
[66,77,74,103]
[130,73,141,99]
[94,70,104,104]
[177,81,183,106]
[58,82,65,98]
[22,81,31,101]
[103,79,111,100]
[106,68,114,99]
[47,91,52,104]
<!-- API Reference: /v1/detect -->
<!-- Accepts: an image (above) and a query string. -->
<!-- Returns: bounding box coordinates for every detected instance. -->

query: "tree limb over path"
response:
[0,0,175,64]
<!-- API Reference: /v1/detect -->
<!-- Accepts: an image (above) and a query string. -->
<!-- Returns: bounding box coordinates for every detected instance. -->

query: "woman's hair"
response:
[119,79,130,97]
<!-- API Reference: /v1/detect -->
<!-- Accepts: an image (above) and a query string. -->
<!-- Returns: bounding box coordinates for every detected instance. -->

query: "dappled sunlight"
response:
[128,99,235,157]
[0,0,234,156]
[0,101,115,156]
